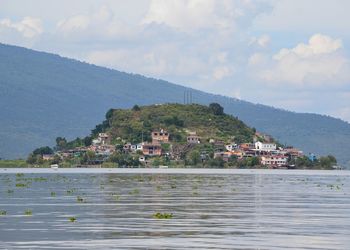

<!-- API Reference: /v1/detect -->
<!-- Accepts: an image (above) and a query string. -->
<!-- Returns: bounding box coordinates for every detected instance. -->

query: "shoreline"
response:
[0,168,349,175]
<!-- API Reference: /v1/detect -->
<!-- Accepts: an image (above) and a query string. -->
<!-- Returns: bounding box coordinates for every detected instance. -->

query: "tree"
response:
[83,136,93,146]
[33,146,53,155]
[188,150,201,166]
[26,153,37,164]
[55,137,67,150]
[318,155,337,169]
[132,105,141,111]
[209,103,224,115]
[105,108,114,120]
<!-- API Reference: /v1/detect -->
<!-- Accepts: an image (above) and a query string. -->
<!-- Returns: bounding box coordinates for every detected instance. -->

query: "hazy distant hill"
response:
[0,43,349,167]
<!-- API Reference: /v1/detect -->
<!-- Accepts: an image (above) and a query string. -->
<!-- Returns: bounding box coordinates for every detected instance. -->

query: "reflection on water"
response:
[0,170,350,249]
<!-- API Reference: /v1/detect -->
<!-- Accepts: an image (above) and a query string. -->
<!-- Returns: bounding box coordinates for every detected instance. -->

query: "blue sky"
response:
[1,0,350,122]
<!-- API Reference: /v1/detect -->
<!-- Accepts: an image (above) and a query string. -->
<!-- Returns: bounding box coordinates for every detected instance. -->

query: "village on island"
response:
[39,129,312,169]
[24,103,338,169]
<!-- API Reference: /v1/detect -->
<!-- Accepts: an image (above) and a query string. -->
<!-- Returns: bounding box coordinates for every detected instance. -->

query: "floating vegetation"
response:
[50,192,56,196]
[69,217,77,222]
[200,214,209,219]
[76,196,84,203]
[170,184,177,189]
[192,191,199,196]
[66,189,75,194]
[0,210,7,216]
[7,189,14,194]
[129,189,140,195]
[16,173,24,178]
[15,183,28,188]
[153,212,173,219]
[24,209,32,216]
[33,177,47,182]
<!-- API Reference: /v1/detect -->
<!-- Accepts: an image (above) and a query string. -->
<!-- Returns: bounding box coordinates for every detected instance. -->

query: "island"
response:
[1,103,338,169]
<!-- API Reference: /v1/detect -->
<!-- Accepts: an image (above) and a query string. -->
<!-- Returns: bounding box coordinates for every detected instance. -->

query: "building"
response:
[285,147,303,158]
[255,141,276,151]
[239,143,255,151]
[225,144,238,152]
[92,133,110,145]
[151,129,169,144]
[42,154,55,161]
[187,132,201,144]
[142,144,162,156]
[261,155,288,167]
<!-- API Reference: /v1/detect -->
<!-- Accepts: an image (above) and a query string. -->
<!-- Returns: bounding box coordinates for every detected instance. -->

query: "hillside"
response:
[0,43,350,167]
[99,104,256,144]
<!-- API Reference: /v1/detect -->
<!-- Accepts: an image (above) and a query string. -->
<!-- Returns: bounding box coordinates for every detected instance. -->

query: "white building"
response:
[225,144,238,152]
[261,155,288,167]
[255,141,276,151]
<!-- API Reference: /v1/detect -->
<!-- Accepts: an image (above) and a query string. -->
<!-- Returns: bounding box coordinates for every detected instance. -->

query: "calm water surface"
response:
[0,169,349,249]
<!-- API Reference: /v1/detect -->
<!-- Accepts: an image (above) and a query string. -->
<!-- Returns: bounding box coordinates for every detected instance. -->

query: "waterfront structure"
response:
[255,141,277,151]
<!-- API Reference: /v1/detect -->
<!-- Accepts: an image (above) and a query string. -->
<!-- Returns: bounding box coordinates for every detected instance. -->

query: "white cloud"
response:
[0,17,43,38]
[274,34,342,60]
[57,15,90,34]
[257,34,350,86]
[257,34,270,47]
[56,5,135,40]
[142,0,259,33]
[250,34,270,48]
[213,66,234,80]
[248,52,266,65]
[253,0,350,34]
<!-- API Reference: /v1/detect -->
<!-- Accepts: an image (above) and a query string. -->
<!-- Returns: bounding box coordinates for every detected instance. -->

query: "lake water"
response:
[1,168,350,249]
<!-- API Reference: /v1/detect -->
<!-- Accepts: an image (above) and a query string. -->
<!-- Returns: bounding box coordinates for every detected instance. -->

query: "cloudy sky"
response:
[1,0,350,122]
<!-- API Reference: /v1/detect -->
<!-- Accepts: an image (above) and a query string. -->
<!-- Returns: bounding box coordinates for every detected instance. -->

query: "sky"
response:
[1,0,350,122]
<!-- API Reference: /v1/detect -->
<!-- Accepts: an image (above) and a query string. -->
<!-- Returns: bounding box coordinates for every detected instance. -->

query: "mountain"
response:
[0,43,349,167]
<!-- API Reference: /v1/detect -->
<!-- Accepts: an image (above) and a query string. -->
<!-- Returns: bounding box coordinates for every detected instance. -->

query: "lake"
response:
[1,168,349,249]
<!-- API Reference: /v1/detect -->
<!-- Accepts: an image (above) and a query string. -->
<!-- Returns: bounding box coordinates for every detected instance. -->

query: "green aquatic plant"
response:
[16,173,24,177]
[153,212,173,219]
[76,196,84,203]
[200,214,209,219]
[69,217,77,222]
[112,194,120,201]
[50,192,56,196]
[7,189,14,194]
[129,189,140,195]
[66,189,75,194]
[15,183,28,188]
[170,184,177,189]
[0,210,7,216]
[33,177,47,182]
[24,209,32,216]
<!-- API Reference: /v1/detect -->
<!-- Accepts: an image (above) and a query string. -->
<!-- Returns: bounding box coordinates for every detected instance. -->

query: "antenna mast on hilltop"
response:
[183,90,193,104]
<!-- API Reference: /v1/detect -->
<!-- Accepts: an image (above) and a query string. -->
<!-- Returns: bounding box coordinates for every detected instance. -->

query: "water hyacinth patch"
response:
[69,217,77,222]
[153,212,173,219]
[129,189,140,195]
[0,210,7,216]
[16,183,28,188]
[76,196,84,203]
[24,209,32,216]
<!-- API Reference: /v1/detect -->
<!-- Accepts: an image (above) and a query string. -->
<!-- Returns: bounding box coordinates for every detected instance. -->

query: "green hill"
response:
[98,103,256,144]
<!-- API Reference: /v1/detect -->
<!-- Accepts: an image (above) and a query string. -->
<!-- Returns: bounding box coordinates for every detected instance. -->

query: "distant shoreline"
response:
[0,168,348,175]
